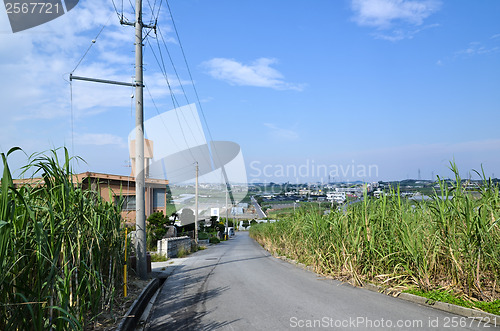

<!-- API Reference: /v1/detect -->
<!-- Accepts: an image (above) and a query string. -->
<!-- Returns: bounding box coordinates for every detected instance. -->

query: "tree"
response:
[170,212,179,224]
[210,215,219,228]
[147,212,168,250]
[180,208,195,225]
[242,220,250,230]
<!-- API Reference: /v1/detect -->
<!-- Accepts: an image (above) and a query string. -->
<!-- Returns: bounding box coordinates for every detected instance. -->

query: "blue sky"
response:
[0,0,499,183]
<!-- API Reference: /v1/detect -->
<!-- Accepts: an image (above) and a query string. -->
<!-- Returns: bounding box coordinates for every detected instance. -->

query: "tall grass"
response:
[0,148,126,330]
[250,164,500,304]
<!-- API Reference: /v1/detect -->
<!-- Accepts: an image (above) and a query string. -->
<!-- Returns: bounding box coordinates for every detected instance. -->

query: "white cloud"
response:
[374,23,439,41]
[455,41,500,58]
[439,36,500,65]
[351,0,441,29]
[0,2,129,122]
[0,1,201,175]
[74,133,127,148]
[264,123,299,141]
[201,58,304,91]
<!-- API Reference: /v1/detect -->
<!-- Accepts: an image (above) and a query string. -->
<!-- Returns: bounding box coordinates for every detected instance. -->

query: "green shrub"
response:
[198,232,209,240]
[150,253,168,262]
[177,247,188,258]
[147,212,168,250]
[209,237,220,244]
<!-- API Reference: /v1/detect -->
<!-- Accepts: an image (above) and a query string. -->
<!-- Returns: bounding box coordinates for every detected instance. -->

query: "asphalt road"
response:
[250,196,267,218]
[145,232,499,330]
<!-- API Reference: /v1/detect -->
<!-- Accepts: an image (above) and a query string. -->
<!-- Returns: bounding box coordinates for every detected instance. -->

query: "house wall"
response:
[12,172,169,225]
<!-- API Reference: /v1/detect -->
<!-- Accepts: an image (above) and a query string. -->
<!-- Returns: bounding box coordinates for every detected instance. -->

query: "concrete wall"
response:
[157,236,191,258]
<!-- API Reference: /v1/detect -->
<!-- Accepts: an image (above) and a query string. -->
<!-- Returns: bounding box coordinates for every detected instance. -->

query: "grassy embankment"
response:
[250,164,500,315]
[0,148,127,330]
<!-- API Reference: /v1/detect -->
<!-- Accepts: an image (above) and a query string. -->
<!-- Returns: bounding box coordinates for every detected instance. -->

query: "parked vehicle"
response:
[225,227,235,237]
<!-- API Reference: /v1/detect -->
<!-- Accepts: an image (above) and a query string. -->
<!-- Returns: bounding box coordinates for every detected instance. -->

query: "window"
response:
[153,188,165,208]
[116,195,136,211]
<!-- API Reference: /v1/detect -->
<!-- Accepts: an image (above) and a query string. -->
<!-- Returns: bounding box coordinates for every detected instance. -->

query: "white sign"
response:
[211,208,219,217]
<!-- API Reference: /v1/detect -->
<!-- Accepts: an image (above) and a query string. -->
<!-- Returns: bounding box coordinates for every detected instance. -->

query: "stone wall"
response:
[157,236,191,258]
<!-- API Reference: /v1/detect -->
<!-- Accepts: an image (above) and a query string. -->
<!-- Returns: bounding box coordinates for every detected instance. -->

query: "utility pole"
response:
[133,0,147,279]
[69,0,153,280]
[195,162,199,244]
[225,188,229,239]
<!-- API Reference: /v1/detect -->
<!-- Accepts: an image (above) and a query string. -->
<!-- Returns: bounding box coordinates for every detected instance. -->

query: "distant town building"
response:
[326,190,346,204]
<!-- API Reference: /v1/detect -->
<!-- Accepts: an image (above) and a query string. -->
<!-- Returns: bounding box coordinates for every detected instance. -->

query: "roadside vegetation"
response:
[0,148,127,330]
[265,201,333,220]
[250,164,500,315]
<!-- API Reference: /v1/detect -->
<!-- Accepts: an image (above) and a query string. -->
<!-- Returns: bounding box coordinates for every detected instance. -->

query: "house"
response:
[78,172,169,224]
[13,172,169,225]
[12,139,170,224]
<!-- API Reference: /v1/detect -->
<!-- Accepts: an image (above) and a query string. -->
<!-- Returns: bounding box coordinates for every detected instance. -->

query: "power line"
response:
[145,35,212,168]
[165,0,235,202]
[164,1,225,172]
[144,38,196,162]
[156,25,206,143]
[71,14,112,74]
[144,83,194,166]
[110,0,122,20]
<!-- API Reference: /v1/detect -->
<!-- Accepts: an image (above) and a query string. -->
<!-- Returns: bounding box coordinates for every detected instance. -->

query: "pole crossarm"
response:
[69,74,144,87]
[120,19,156,30]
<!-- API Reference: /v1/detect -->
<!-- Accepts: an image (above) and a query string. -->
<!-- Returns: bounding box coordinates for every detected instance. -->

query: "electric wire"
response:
[144,83,192,167]
[146,0,159,24]
[110,0,122,20]
[139,1,216,174]
[145,36,212,167]
[144,37,214,175]
[144,38,194,161]
[147,36,213,169]
[153,27,206,151]
[156,26,206,143]
[69,11,113,158]
[70,0,225,191]
[155,0,163,24]
[164,1,215,143]
[165,0,234,200]
[71,14,112,74]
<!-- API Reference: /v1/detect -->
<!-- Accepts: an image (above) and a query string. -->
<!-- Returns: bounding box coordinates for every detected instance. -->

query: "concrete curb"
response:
[115,253,197,330]
[274,254,499,327]
[116,277,166,331]
[396,292,500,326]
